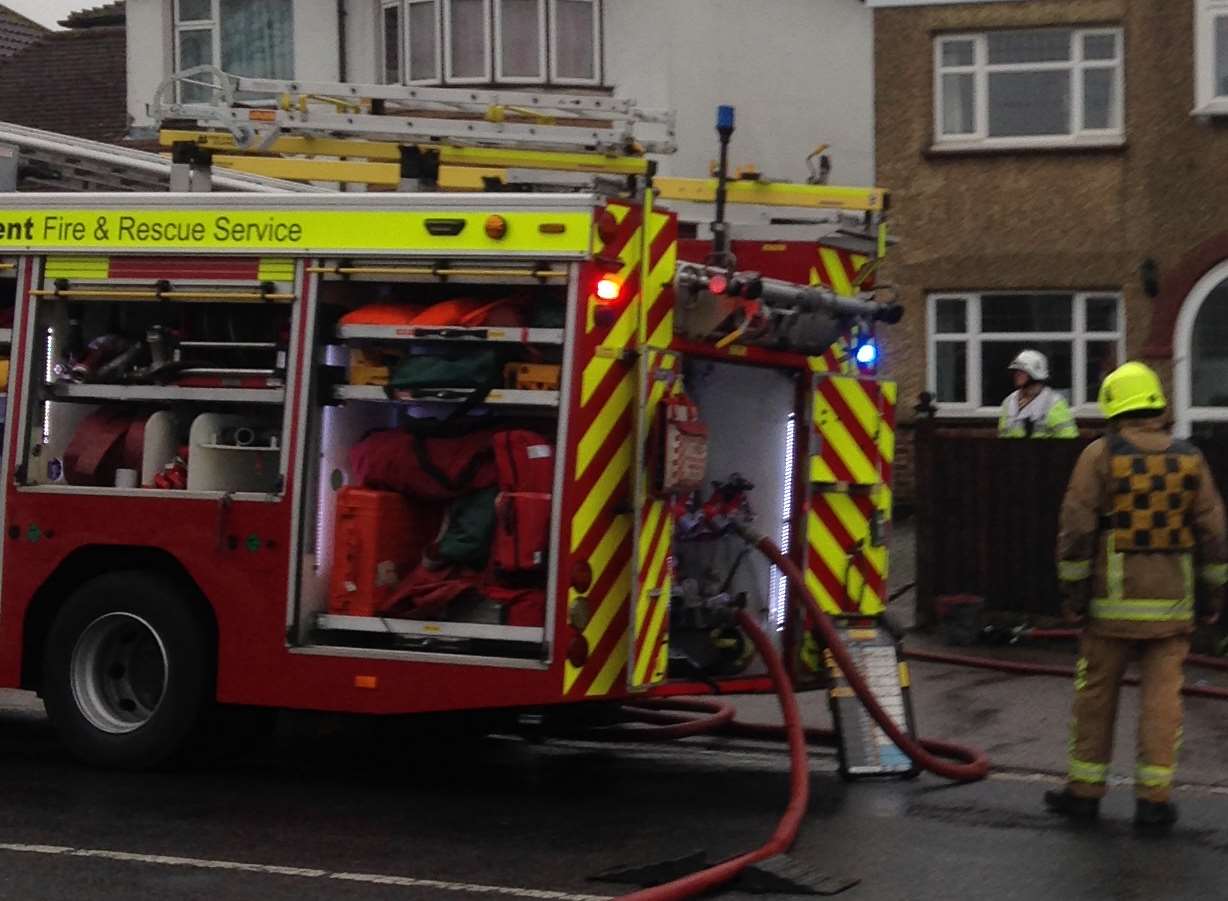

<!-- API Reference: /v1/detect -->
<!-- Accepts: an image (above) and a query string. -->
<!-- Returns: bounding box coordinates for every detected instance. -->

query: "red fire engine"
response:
[0,83,900,770]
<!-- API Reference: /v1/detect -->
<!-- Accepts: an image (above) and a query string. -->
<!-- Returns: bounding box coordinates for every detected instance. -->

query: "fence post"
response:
[912,392,937,627]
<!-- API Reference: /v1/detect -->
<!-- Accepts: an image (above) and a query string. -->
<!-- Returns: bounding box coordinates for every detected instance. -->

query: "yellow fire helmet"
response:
[1098,361,1167,420]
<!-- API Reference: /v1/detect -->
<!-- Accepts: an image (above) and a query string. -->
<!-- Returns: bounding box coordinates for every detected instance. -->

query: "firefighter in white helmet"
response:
[998,349,1078,439]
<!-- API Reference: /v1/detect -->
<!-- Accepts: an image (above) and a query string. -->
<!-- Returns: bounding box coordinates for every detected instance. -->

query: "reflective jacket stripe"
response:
[1059,559,1092,582]
[1090,598,1194,621]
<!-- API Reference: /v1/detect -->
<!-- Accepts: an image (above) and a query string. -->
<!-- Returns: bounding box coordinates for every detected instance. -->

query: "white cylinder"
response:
[114,468,139,489]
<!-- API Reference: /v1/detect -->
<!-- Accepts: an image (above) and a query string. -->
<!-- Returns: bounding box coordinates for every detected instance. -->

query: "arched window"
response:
[1191,278,1228,407]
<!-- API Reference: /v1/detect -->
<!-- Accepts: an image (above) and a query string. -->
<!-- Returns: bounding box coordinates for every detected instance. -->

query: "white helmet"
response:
[1008,349,1049,382]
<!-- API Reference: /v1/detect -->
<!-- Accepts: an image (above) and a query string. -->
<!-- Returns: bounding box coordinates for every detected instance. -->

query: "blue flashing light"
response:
[855,341,879,366]
[716,105,736,131]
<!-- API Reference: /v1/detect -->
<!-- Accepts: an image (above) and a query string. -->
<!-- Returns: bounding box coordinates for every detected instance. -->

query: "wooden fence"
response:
[912,418,1228,624]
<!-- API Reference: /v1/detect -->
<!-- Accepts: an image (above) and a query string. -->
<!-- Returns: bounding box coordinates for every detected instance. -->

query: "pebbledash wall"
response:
[874,0,1228,503]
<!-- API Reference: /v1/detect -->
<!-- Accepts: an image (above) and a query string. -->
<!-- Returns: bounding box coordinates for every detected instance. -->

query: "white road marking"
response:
[0,843,610,900]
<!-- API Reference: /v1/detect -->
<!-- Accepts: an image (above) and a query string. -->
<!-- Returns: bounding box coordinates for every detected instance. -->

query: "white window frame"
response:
[548,0,602,86]
[380,0,404,84]
[443,0,493,84]
[174,1,220,92]
[925,291,1126,417]
[932,27,1125,151]
[174,0,295,93]
[405,0,444,84]
[391,0,601,86]
[494,0,547,84]
[1195,0,1228,115]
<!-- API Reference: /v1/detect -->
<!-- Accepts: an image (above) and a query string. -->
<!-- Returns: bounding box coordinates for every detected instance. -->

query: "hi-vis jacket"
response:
[999,386,1078,439]
[1057,418,1228,638]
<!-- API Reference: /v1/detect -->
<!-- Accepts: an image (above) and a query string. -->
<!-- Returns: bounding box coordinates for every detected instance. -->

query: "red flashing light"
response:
[707,274,728,295]
[595,277,621,302]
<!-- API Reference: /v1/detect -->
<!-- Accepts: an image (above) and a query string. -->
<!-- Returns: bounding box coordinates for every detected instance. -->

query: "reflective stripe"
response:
[1090,597,1194,621]
[1106,533,1124,603]
[1135,763,1173,788]
[1074,657,1088,692]
[1069,757,1108,784]
[1200,563,1228,588]
[1059,559,1092,582]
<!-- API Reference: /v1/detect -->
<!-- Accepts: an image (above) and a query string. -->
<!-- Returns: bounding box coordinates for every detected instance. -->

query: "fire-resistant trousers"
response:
[1066,632,1188,803]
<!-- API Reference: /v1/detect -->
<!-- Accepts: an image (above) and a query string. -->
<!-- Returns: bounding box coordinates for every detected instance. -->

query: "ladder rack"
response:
[151,67,676,157]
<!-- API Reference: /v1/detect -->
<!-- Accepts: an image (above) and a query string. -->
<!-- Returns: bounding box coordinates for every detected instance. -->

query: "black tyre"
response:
[42,571,212,770]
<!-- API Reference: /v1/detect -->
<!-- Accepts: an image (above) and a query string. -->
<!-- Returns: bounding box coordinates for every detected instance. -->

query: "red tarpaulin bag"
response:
[486,586,547,628]
[63,409,146,487]
[349,428,497,500]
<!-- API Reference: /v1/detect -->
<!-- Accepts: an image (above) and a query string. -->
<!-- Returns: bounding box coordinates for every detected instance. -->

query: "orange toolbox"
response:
[328,487,441,616]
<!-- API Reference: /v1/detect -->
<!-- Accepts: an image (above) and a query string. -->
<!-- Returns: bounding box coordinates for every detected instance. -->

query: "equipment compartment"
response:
[299,270,572,662]
[18,257,294,496]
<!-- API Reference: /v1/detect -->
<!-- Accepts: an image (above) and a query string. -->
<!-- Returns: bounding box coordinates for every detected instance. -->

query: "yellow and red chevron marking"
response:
[638,198,678,351]
[805,491,890,615]
[808,336,852,377]
[562,201,679,698]
[630,350,682,690]
[810,245,872,297]
[811,377,896,487]
[805,378,896,615]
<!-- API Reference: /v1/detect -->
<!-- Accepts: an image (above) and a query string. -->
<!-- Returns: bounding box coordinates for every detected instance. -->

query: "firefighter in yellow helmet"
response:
[1046,361,1227,829]
[998,349,1078,438]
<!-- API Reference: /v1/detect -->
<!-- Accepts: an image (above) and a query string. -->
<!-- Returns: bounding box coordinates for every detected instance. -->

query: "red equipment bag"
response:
[63,409,146,486]
[494,492,552,574]
[493,430,554,492]
[492,431,554,574]
[349,428,497,500]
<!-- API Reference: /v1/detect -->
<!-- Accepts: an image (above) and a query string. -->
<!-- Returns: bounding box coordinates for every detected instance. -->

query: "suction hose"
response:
[611,532,987,901]
[743,528,989,783]
[615,610,808,901]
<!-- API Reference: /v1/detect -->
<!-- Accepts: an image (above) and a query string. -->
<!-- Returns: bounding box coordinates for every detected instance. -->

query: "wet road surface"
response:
[4,689,1228,900]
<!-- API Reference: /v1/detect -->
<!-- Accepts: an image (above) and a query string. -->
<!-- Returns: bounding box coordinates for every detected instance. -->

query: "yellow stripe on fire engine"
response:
[0,210,594,256]
[257,257,297,283]
[44,255,109,280]
[575,373,634,482]
[811,377,882,486]
[564,518,632,695]
[807,512,884,614]
[818,247,853,297]
[570,432,632,554]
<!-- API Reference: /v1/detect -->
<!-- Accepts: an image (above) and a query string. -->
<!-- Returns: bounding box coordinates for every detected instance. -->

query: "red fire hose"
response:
[604,532,988,901]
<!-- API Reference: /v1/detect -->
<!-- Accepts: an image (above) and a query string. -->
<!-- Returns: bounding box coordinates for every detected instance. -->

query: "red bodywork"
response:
[0,225,843,715]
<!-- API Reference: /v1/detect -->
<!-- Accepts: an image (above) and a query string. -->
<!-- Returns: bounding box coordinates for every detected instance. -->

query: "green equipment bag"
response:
[436,487,499,567]
[389,348,504,393]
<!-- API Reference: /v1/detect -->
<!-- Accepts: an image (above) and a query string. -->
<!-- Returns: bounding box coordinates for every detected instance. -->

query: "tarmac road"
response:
[4,688,1228,901]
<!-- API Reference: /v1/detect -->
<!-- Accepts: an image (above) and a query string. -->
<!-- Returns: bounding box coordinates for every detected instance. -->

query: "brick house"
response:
[0,2,128,143]
[872,0,1228,500]
[0,5,47,60]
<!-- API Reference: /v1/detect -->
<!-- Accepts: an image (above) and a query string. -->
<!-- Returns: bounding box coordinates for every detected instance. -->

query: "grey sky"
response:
[4,1,89,29]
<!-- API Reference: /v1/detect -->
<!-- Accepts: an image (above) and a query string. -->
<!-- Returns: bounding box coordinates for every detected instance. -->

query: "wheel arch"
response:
[20,545,218,693]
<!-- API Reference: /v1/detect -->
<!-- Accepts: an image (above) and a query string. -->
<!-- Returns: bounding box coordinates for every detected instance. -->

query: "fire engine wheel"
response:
[42,572,211,770]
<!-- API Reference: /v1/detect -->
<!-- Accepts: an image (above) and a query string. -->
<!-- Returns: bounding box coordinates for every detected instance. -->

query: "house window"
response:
[927,292,1125,414]
[380,0,601,86]
[1195,0,1228,113]
[934,27,1123,149]
[175,0,294,101]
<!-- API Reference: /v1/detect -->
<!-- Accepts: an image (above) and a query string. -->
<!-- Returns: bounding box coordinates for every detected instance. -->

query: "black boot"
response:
[1044,788,1100,820]
[1135,799,1178,830]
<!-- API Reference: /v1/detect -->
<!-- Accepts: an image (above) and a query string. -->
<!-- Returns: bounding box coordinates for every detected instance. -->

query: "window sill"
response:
[1191,101,1228,118]
[926,136,1126,158]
